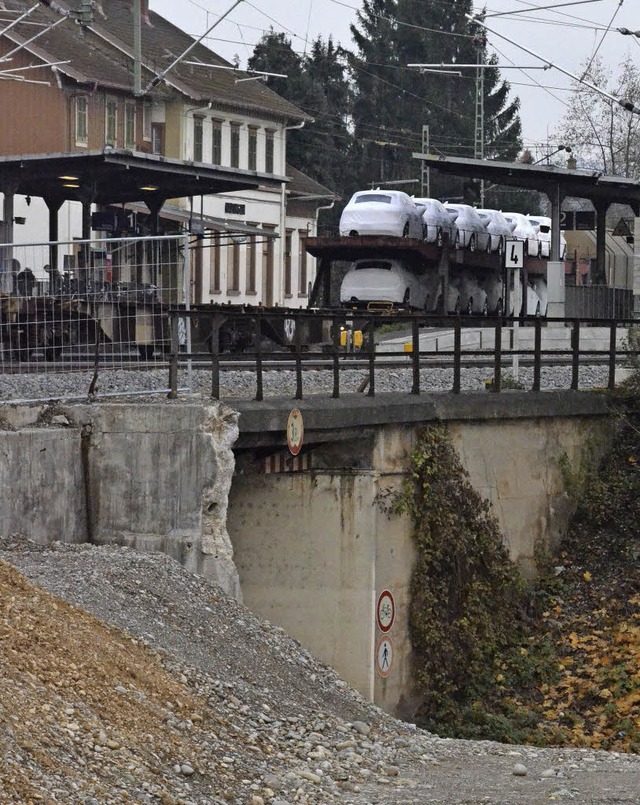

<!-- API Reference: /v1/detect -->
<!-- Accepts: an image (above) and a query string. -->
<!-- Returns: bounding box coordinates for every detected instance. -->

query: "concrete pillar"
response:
[546,183,565,318]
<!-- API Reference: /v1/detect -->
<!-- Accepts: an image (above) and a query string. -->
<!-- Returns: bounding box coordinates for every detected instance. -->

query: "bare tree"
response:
[554,55,640,178]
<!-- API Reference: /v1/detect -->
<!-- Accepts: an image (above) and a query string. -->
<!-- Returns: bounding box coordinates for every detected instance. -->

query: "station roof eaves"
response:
[0,0,310,122]
[0,150,287,206]
[415,153,640,208]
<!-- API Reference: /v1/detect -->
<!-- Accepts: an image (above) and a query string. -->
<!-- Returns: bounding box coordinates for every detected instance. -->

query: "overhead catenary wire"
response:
[467,10,640,115]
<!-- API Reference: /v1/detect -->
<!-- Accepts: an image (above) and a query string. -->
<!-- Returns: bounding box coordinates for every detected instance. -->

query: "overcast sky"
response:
[149,0,638,159]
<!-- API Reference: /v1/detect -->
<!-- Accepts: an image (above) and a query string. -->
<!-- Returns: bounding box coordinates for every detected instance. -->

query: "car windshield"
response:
[478,213,489,220]
[354,194,392,204]
[355,261,393,270]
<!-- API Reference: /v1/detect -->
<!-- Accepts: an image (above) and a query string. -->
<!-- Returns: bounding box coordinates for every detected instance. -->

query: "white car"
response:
[527,215,567,259]
[444,203,491,252]
[340,258,428,309]
[413,197,456,245]
[502,212,540,257]
[339,190,424,239]
[476,209,514,254]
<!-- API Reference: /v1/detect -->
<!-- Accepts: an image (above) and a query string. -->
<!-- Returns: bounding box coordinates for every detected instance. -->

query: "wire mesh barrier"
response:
[0,234,190,403]
[166,308,640,401]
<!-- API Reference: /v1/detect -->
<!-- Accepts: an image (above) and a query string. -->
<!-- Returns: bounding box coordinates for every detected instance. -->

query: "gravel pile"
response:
[0,363,614,403]
[1,537,640,804]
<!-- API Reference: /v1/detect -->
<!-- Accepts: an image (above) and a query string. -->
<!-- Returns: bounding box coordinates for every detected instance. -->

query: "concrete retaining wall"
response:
[0,401,242,600]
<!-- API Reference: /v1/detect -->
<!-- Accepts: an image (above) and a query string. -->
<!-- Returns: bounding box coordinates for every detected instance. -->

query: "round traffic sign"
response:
[287,408,304,456]
[376,589,395,633]
[375,635,394,678]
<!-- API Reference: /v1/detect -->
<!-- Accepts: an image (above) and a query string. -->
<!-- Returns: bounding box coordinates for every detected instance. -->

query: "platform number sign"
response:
[505,240,524,269]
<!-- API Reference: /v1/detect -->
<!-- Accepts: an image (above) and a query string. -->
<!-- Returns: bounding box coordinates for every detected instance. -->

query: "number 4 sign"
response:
[505,240,524,269]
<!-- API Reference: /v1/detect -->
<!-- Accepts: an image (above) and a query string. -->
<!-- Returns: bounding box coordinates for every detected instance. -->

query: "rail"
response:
[166,308,640,401]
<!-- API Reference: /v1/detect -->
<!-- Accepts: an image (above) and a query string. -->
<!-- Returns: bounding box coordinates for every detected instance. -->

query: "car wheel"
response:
[469,234,476,252]
[402,222,410,238]
[466,297,473,315]
[453,297,461,315]
[402,288,411,308]
[349,230,359,237]
[495,298,503,316]
[482,299,488,316]
[422,223,429,240]
[535,302,541,317]
[537,242,542,258]
[497,236,504,256]
[436,227,443,247]
[486,236,492,254]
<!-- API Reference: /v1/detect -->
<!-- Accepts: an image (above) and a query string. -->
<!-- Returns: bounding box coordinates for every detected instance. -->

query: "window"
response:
[246,227,257,293]
[265,129,275,173]
[125,103,136,148]
[105,98,118,146]
[193,116,203,162]
[211,120,222,164]
[284,230,292,296]
[228,240,240,292]
[75,96,88,145]
[248,126,258,171]
[210,232,221,293]
[230,123,240,168]
[151,122,164,155]
[142,101,152,141]
[298,230,308,296]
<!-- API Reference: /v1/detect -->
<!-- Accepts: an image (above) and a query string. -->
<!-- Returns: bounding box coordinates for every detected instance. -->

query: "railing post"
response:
[452,317,461,394]
[255,314,263,402]
[294,313,303,400]
[411,317,420,395]
[533,317,542,392]
[571,320,580,391]
[332,315,341,398]
[493,318,502,392]
[608,321,617,391]
[210,315,220,401]
[367,315,375,397]
[167,311,179,399]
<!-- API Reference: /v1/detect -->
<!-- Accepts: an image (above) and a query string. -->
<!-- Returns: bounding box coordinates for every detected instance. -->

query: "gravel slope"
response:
[1,537,640,804]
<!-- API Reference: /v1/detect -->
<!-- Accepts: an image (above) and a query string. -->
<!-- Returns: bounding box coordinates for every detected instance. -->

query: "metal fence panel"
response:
[565,285,633,319]
[0,234,190,403]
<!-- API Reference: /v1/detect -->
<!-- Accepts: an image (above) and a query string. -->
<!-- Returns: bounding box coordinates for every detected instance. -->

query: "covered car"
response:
[453,272,488,315]
[419,272,461,314]
[444,203,491,251]
[476,209,514,254]
[339,190,423,239]
[340,258,428,309]
[527,215,567,259]
[502,212,540,257]
[479,271,504,315]
[531,277,548,315]
[413,197,456,245]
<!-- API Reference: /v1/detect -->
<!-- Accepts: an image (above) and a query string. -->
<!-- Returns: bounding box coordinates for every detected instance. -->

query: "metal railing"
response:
[166,307,640,401]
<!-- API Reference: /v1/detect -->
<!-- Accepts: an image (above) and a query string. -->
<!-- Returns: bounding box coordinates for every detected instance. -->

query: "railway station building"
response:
[0,0,337,306]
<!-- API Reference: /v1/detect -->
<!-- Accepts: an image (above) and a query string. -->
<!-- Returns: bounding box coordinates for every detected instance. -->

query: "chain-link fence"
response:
[0,234,191,403]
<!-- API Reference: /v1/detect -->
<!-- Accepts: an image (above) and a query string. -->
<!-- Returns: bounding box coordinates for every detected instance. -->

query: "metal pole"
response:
[421,125,430,197]
[411,317,420,394]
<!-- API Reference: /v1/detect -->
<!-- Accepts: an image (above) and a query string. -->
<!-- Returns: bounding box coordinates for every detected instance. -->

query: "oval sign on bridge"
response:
[287,409,304,456]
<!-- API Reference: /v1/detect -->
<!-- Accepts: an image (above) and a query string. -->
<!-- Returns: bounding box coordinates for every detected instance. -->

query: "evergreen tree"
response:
[248,31,356,194]
[348,0,523,197]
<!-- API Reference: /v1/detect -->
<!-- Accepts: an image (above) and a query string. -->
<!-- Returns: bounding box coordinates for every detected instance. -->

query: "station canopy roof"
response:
[0,149,286,206]
[415,153,640,210]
